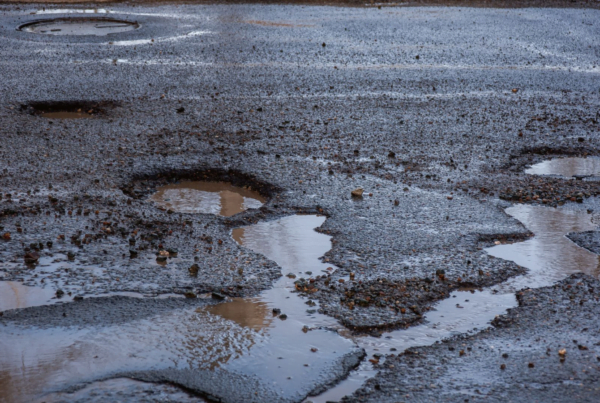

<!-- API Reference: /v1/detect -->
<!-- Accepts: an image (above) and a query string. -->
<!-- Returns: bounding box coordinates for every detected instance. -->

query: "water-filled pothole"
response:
[525,156,600,178]
[21,101,113,119]
[150,181,265,217]
[2,203,598,402]
[310,204,600,402]
[0,216,360,403]
[18,18,139,36]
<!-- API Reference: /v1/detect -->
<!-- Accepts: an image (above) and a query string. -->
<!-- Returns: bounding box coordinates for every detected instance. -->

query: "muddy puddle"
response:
[310,203,600,402]
[150,181,265,217]
[18,18,139,36]
[525,156,600,178]
[0,216,358,403]
[40,111,93,119]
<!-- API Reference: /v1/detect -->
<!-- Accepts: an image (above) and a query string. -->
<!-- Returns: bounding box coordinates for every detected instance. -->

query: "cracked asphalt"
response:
[0,2,599,402]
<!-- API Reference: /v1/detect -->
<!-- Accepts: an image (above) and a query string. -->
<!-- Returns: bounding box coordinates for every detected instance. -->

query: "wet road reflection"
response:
[151,181,265,217]
[525,157,600,177]
[310,204,600,402]
[0,281,59,312]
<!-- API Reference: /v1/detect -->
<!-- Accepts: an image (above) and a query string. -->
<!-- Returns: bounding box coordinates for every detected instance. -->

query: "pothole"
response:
[309,203,600,402]
[525,156,600,178]
[21,101,114,119]
[17,18,139,36]
[0,216,360,403]
[150,181,266,217]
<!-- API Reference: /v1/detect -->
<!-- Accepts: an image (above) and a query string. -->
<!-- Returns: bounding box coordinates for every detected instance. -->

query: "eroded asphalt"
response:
[0,3,599,402]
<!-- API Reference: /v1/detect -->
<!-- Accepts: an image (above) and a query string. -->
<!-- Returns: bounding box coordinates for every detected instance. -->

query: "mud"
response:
[0,2,599,402]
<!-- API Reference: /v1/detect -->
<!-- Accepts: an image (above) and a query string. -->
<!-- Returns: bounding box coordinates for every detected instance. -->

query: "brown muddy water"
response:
[525,156,600,177]
[40,111,94,119]
[18,18,139,36]
[150,181,265,217]
[2,170,599,402]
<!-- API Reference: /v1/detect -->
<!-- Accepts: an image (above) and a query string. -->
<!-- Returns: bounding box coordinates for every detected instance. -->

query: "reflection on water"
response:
[488,205,600,291]
[205,297,272,330]
[0,307,263,403]
[0,281,60,312]
[150,181,265,217]
[310,204,600,402]
[0,216,357,403]
[525,157,600,177]
[2,204,597,402]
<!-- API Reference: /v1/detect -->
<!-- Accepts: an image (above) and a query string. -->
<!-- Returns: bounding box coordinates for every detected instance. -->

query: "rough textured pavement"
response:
[344,273,600,403]
[0,2,599,402]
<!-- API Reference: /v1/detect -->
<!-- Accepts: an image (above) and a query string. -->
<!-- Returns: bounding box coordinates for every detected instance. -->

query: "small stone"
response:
[129,249,138,258]
[500,364,506,370]
[273,308,282,315]
[351,188,364,198]
[558,349,566,357]
[528,362,534,368]
[184,292,197,299]
[2,232,11,241]
[211,292,226,300]
[189,264,199,276]
[24,252,40,264]
[311,348,318,352]
[56,289,65,298]
[279,313,288,320]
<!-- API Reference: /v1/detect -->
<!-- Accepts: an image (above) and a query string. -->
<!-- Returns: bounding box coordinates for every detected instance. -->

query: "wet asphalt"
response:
[0,2,599,402]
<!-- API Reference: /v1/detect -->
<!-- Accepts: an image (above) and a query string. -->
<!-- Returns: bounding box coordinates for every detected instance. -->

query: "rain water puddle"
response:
[311,203,599,402]
[0,216,357,403]
[150,181,265,217]
[0,281,61,312]
[525,156,600,178]
[3,175,598,401]
[18,18,139,36]
[0,253,183,313]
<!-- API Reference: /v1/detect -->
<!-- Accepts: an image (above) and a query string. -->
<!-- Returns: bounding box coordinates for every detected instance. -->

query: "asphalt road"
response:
[0,2,599,402]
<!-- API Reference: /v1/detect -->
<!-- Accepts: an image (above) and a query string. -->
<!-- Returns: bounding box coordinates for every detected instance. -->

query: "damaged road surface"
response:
[1,2,600,403]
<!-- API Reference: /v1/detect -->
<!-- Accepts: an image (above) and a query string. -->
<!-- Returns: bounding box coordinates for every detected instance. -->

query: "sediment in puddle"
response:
[150,181,265,217]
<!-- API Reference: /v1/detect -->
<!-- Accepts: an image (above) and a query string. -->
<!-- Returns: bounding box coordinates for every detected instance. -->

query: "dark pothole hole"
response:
[21,101,118,119]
